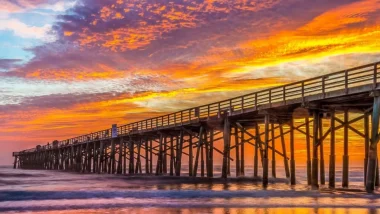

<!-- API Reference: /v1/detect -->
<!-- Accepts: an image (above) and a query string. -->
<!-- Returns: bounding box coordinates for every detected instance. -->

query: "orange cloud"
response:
[203,0,380,70]
[23,64,126,81]
[74,0,281,51]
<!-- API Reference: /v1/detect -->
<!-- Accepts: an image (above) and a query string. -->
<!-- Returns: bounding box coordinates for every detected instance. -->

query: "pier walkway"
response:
[13,62,380,192]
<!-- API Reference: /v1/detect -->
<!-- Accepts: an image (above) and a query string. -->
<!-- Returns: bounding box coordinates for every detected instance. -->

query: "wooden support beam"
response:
[189,135,193,176]
[129,139,135,174]
[145,139,149,174]
[170,135,174,176]
[240,126,245,176]
[123,141,127,174]
[306,117,312,185]
[312,110,320,189]
[319,115,325,185]
[342,109,349,188]
[271,123,276,178]
[334,116,366,138]
[88,143,92,173]
[175,131,184,176]
[263,114,269,187]
[290,118,296,185]
[135,140,142,174]
[156,134,163,175]
[279,123,290,178]
[163,136,167,174]
[209,129,214,178]
[110,140,116,174]
[204,130,209,177]
[254,123,259,177]
[149,139,153,174]
[366,94,380,192]
[329,110,336,188]
[93,142,97,173]
[201,139,205,178]
[237,124,287,160]
[235,126,240,177]
[117,139,123,174]
[12,155,16,169]
[364,114,369,185]
[222,116,231,179]
[193,127,204,177]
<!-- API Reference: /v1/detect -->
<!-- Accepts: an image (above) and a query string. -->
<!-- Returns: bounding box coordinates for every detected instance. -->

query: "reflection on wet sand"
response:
[0,166,379,213]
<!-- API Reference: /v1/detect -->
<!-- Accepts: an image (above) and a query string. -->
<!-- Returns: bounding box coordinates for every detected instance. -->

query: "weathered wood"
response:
[93,142,97,173]
[156,134,163,175]
[189,135,193,176]
[170,135,174,176]
[271,123,276,178]
[254,123,259,177]
[175,131,184,176]
[263,114,270,187]
[145,138,149,174]
[240,126,245,176]
[201,140,205,177]
[135,140,142,174]
[13,156,17,169]
[290,118,296,185]
[235,126,240,177]
[319,116,325,185]
[110,140,116,174]
[306,117,312,185]
[329,110,336,188]
[366,95,380,192]
[222,116,231,179]
[149,139,153,174]
[163,136,167,174]
[209,129,214,178]
[342,109,349,188]
[204,130,210,177]
[123,141,127,174]
[129,139,135,174]
[312,111,320,189]
[117,138,123,174]
[279,123,290,178]
[364,113,369,185]
[193,127,204,177]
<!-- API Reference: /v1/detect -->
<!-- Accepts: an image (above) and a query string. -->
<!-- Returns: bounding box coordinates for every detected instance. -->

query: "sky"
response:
[1,0,380,165]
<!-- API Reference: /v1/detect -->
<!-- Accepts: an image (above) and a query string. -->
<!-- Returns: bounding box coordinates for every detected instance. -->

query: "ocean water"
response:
[1,165,380,214]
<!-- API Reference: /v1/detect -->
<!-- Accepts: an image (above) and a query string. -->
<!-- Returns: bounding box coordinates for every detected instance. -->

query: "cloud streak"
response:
[1,0,380,164]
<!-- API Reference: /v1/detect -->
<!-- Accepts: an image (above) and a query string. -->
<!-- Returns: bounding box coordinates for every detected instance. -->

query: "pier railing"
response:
[15,62,380,155]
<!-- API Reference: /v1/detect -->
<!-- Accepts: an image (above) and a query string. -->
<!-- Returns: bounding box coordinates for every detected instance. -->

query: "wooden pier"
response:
[13,62,380,192]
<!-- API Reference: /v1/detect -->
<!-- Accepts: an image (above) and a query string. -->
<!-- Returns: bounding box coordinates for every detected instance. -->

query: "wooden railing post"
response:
[269,89,272,107]
[302,82,305,104]
[241,96,244,113]
[374,63,378,89]
[283,86,286,104]
[229,100,232,114]
[254,93,258,110]
[345,70,348,94]
[322,76,325,98]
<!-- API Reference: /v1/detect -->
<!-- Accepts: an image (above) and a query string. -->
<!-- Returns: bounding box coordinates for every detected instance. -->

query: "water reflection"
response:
[21,208,380,214]
[0,166,379,213]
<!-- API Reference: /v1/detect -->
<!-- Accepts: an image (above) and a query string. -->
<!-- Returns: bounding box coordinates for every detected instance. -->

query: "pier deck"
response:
[13,62,380,192]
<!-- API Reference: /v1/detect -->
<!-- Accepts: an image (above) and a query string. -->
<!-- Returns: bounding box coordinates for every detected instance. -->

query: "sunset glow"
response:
[1,0,380,165]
